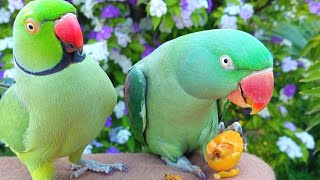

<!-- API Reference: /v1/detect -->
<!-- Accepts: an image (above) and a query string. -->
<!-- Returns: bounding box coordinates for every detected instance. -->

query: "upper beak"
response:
[226,68,274,114]
[54,13,83,53]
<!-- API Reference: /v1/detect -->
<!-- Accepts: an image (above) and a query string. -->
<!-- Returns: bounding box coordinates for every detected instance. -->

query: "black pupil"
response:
[28,24,34,30]
[224,58,228,64]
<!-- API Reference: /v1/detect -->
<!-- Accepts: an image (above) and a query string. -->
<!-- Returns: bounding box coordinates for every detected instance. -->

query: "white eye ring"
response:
[220,55,234,69]
[26,22,35,31]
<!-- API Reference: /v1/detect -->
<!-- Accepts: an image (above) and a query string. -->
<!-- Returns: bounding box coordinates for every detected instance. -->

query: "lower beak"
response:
[54,13,83,53]
[227,68,274,114]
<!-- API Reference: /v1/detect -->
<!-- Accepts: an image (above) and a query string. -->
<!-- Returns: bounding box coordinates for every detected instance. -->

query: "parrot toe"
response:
[162,156,206,179]
[69,159,128,179]
[218,122,248,151]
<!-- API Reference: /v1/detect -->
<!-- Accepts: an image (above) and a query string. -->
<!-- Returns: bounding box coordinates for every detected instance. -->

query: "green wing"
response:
[0,85,30,153]
[217,98,227,121]
[125,66,147,145]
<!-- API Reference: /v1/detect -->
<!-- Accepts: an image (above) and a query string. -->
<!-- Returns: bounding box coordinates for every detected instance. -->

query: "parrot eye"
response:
[220,55,234,69]
[25,19,38,34]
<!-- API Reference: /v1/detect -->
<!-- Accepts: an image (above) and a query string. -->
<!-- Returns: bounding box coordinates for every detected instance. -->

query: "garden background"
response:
[0,0,320,179]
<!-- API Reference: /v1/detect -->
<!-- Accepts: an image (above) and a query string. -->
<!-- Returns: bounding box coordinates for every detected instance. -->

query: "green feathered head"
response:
[176,29,274,114]
[13,0,83,73]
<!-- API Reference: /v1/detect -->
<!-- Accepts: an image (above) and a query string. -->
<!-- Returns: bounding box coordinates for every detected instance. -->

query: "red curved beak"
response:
[227,68,274,114]
[54,13,83,53]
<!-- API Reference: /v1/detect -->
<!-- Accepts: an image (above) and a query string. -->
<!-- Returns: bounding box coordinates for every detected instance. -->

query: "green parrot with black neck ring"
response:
[125,29,274,179]
[0,0,127,179]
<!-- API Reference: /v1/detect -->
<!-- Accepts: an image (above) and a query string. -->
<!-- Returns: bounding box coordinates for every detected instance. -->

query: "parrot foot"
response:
[219,122,248,151]
[161,156,206,179]
[69,159,128,179]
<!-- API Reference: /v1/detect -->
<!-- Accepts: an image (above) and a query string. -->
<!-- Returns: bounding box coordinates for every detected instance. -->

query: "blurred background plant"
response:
[0,0,319,179]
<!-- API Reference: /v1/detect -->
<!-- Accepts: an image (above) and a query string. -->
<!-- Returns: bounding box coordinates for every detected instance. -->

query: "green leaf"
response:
[163,14,174,31]
[306,61,320,74]
[306,102,320,114]
[300,70,320,82]
[137,0,145,5]
[306,114,320,131]
[172,6,181,18]
[166,0,179,6]
[313,140,320,155]
[300,87,320,95]
[152,17,162,30]
[226,0,241,5]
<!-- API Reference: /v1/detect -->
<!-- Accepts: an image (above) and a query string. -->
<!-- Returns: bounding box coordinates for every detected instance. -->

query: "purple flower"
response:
[284,121,297,131]
[132,22,141,33]
[308,1,320,15]
[270,36,283,44]
[105,116,112,127]
[283,84,297,97]
[243,108,251,115]
[207,0,213,12]
[96,26,113,41]
[91,140,104,148]
[278,105,288,117]
[141,44,156,58]
[105,146,120,154]
[87,30,97,40]
[128,0,137,6]
[281,57,298,72]
[0,71,4,80]
[181,0,188,10]
[101,5,121,19]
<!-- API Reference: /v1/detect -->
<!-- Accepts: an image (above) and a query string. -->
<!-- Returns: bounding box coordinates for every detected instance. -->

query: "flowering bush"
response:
[0,0,320,178]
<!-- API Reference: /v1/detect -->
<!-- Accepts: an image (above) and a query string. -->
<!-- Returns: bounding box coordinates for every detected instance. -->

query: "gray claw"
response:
[199,171,206,179]
[218,122,225,133]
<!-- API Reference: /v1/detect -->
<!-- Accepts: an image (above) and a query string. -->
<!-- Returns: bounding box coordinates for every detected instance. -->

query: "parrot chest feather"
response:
[14,57,116,157]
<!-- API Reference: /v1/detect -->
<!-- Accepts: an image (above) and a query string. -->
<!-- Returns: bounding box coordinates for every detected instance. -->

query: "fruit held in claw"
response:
[206,130,244,171]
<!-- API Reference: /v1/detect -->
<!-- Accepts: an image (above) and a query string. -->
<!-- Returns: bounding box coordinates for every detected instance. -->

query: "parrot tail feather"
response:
[29,162,54,180]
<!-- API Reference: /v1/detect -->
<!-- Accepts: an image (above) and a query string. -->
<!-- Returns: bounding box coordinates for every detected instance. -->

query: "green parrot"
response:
[0,0,127,179]
[125,29,274,179]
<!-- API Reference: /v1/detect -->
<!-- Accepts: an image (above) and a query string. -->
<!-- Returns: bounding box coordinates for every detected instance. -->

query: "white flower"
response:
[109,49,132,74]
[115,31,131,48]
[80,0,97,19]
[0,8,11,24]
[295,131,315,150]
[149,0,167,17]
[116,128,132,144]
[72,0,85,6]
[139,17,153,31]
[8,0,24,13]
[298,58,313,70]
[280,39,292,47]
[224,4,241,15]
[239,4,254,21]
[114,101,126,119]
[276,136,303,159]
[254,29,264,39]
[83,144,93,154]
[219,15,237,29]
[91,17,104,32]
[0,37,14,51]
[84,41,109,64]
[115,85,125,98]
[3,68,15,79]
[258,107,270,119]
